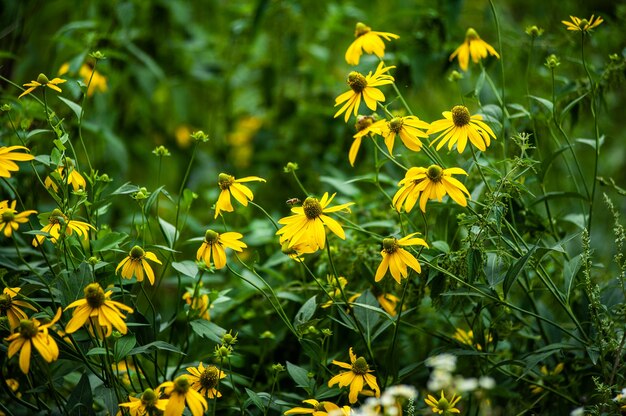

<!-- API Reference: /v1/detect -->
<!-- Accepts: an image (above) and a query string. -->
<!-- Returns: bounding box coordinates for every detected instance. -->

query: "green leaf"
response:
[294,295,316,328]
[91,232,128,253]
[466,248,483,284]
[528,95,553,113]
[354,291,380,344]
[111,182,140,195]
[560,93,588,120]
[114,335,137,362]
[564,254,582,302]
[172,260,199,278]
[86,347,107,356]
[503,246,537,299]
[244,388,266,411]
[128,341,183,355]
[286,361,313,393]
[66,372,95,415]
[58,96,83,119]
[189,319,226,343]
[320,176,359,196]
[158,217,178,247]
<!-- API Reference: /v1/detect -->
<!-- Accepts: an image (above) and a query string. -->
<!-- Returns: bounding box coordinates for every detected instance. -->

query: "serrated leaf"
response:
[91,232,128,253]
[189,320,226,343]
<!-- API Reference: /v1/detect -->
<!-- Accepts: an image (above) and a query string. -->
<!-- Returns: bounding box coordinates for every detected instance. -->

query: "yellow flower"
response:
[392,165,470,213]
[0,287,37,330]
[0,146,35,178]
[349,115,379,166]
[452,328,492,351]
[0,200,37,238]
[449,28,500,72]
[196,229,247,269]
[376,292,400,316]
[530,363,564,394]
[182,286,212,321]
[427,105,496,153]
[19,73,67,98]
[280,237,318,262]
[64,283,133,337]
[285,399,349,415]
[186,362,226,398]
[328,347,380,404]
[276,192,354,251]
[345,22,399,66]
[561,15,603,33]
[375,233,428,284]
[58,62,108,96]
[44,158,87,192]
[214,173,266,219]
[116,245,162,285]
[334,61,395,123]
[158,375,208,416]
[320,276,349,309]
[118,388,168,416]
[376,116,431,155]
[425,390,461,415]
[5,308,62,374]
[32,208,95,247]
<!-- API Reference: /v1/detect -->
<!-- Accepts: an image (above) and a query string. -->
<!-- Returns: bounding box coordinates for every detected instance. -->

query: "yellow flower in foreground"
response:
[428,105,496,153]
[377,116,430,155]
[0,287,37,330]
[214,173,266,219]
[32,208,95,247]
[44,158,87,192]
[276,192,354,251]
[334,61,395,123]
[285,399,350,415]
[329,347,380,404]
[425,390,461,415]
[376,233,428,284]
[158,375,208,416]
[0,146,35,178]
[58,62,108,96]
[345,22,399,65]
[116,245,162,285]
[562,15,603,33]
[196,229,247,269]
[5,308,62,374]
[393,165,470,213]
[449,28,500,72]
[186,362,226,398]
[118,388,168,416]
[0,200,37,238]
[349,115,378,166]
[64,283,133,337]
[19,73,67,98]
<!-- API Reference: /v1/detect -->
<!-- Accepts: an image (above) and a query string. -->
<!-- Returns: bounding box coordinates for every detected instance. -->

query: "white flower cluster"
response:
[425,353,495,393]
[348,384,418,416]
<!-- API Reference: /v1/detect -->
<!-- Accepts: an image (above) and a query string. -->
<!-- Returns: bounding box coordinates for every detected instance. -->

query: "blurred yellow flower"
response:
[0,200,37,238]
[196,229,246,269]
[0,287,37,330]
[158,376,208,416]
[186,362,226,398]
[214,173,266,219]
[280,237,317,262]
[345,22,399,66]
[425,390,461,415]
[116,245,162,285]
[393,165,470,213]
[377,115,430,155]
[562,15,603,33]
[428,105,496,153]
[19,73,66,98]
[452,328,492,351]
[285,399,350,415]
[32,208,95,247]
[44,158,86,192]
[376,233,428,284]
[0,145,35,178]
[58,62,108,96]
[118,388,168,416]
[530,363,564,394]
[183,286,211,321]
[334,62,395,123]
[349,115,379,166]
[329,347,380,404]
[376,292,400,316]
[449,28,499,72]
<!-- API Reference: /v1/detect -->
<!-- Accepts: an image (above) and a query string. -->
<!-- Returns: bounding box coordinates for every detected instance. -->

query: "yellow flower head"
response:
[328,347,380,404]
[64,283,133,337]
[186,362,226,399]
[371,115,431,155]
[453,328,493,351]
[449,28,500,72]
[345,22,399,66]
[58,62,108,96]
[375,233,428,284]
[562,15,603,33]
[182,285,212,321]
[280,237,317,262]
[116,245,162,285]
[375,292,400,316]
[276,192,354,251]
[214,173,266,219]
[44,158,86,193]
[196,229,247,269]
[5,308,62,374]
[19,73,67,98]
[334,62,395,123]
[349,115,381,166]
[0,146,35,178]
[284,399,349,415]
[392,165,470,213]
[0,200,37,238]
[0,287,37,330]
[32,208,95,247]
[425,390,461,415]
[118,388,168,416]
[428,105,496,153]
[158,375,208,416]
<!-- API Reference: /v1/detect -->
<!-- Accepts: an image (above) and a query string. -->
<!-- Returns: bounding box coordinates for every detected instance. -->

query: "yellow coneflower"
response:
[214,173,265,218]
[428,105,496,153]
[19,73,66,98]
[449,28,499,72]
[376,233,428,284]
[0,200,37,238]
[118,388,168,416]
[32,208,95,247]
[158,375,208,416]
[0,287,37,330]
[196,229,247,269]
[425,390,461,415]
[186,362,226,398]
[562,15,603,33]
[0,146,35,178]
[345,22,399,66]
[116,245,162,285]
[328,347,380,404]
[285,399,350,415]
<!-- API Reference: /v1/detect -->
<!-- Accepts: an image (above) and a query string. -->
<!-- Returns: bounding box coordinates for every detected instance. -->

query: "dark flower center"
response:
[302,197,323,219]
[352,356,369,375]
[0,294,11,312]
[200,366,220,389]
[388,117,404,133]
[382,237,398,254]
[49,208,67,225]
[426,165,444,182]
[1,210,15,222]
[173,376,190,394]
[218,173,234,190]
[140,388,157,407]
[451,105,471,127]
[18,319,37,339]
[355,115,374,133]
[84,283,105,308]
[204,230,219,244]
[37,73,50,84]
[129,245,145,260]
[354,22,371,38]
[348,72,367,93]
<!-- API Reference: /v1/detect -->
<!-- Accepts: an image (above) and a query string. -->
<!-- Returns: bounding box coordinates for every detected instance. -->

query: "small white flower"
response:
[478,376,496,390]
[428,369,453,391]
[425,353,457,372]
[455,376,478,392]
[570,407,584,416]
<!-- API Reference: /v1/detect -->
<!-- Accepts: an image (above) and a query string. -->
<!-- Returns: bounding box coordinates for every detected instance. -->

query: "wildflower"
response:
[428,105,496,153]
[182,288,211,321]
[0,200,37,238]
[328,347,380,404]
[545,54,561,69]
[424,390,461,415]
[345,22,399,65]
[196,229,246,269]
[5,308,62,374]
[376,292,400,316]
[320,276,350,309]
[525,25,544,38]
[376,233,428,284]
[58,62,108,96]
[280,237,317,262]
[186,362,226,398]
[44,158,87,192]
[64,282,133,337]
[158,375,208,416]
[425,354,457,373]
[562,15,603,33]
[452,328,492,351]
[0,146,35,178]
[214,173,266,219]
[118,388,168,416]
[276,192,354,251]
[285,399,348,415]
[530,363,564,394]
[334,61,395,123]
[19,73,67,98]
[378,116,431,155]
[32,208,95,247]
[449,28,500,72]
[349,115,379,166]
[116,245,162,285]
[0,287,37,330]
